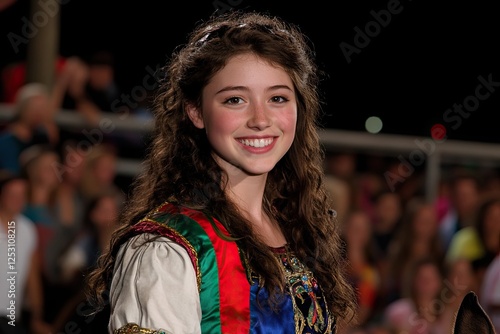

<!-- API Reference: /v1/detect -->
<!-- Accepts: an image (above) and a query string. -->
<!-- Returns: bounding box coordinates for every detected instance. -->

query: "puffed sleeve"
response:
[108,233,202,334]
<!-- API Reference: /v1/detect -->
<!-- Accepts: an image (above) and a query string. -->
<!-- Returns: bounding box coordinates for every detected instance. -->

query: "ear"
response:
[185,103,205,129]
[452,291,495,334]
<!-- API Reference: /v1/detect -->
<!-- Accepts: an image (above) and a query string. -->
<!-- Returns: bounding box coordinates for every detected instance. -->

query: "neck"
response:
[415,295,434,309]
[225,172,267,221]
[31,184,52,205]
[225,171,286,247]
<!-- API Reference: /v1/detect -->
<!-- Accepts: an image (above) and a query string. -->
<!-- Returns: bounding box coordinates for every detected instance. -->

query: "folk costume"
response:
[109,202,336,334]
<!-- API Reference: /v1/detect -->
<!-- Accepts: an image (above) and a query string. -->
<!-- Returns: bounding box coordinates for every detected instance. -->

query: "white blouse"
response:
[108,233,202,334]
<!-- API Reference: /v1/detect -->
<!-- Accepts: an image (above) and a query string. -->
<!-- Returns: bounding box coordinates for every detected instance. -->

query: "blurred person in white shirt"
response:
[0,172,52,334]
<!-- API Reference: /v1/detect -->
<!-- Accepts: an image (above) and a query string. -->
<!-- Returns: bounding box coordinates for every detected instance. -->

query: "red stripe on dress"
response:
[177,205,251,334]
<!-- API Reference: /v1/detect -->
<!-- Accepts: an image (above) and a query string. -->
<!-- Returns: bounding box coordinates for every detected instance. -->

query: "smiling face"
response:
[187,53,297,177]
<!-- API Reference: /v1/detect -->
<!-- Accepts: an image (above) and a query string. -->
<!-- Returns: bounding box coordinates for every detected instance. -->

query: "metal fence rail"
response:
[2,103,500,201]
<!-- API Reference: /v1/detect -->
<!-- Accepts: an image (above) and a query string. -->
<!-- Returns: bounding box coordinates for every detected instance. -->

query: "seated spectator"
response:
[0,83,59,174]
[84,50,120,113]
[371,190,403,262]
[80,143,124,205]
[59,190,121,286]
[480,246,500,333]
[383,197,445,305]
[0,172,53,333]
[59,55,103,127]
[18,144,64,325]
[383,257,444,334]
[52,190,121,333]
[446,196,500,269]
[48,140,88,281]
[342,209,380,328]
[439,171,482,250]
[437,258,477,333]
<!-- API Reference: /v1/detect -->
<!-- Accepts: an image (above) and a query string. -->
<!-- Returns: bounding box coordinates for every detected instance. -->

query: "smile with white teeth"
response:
[239,138,274,148]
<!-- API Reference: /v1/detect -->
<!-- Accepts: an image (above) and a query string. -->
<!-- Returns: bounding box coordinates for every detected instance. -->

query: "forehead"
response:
[208,53,292,86]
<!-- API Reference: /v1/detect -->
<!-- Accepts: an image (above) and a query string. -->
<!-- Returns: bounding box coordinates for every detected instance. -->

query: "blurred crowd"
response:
[323,152,500,334]
[0,53,500,334]
[0,52,143,333]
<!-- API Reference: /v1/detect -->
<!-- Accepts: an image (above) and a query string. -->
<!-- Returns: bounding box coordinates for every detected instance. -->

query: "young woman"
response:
[86,10,357,334]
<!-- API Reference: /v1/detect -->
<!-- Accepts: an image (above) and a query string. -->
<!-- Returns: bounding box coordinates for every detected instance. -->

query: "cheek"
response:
[279,110,297,134]
[204,111,241,137]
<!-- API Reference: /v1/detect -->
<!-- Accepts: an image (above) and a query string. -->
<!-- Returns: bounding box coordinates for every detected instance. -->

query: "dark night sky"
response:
[1,0,499,143]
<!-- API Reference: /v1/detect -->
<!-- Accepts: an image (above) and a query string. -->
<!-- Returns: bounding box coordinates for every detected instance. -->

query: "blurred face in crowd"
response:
[0,178,27,216]
[88,64,114,90]
[453,178,479,217]
[27,151,60,189]
[483,201,500,252]
[375,192,402,228]
[447,259,476,296]
[90,195,118,228]
[63,148,86,185]
[413,262,442,300]
[344,211,372,249]
[92,153,116,185]
[412,203,438,240]
[20,94,50,128]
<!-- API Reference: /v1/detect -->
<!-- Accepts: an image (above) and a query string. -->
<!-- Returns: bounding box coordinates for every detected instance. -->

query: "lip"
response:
[236,136,277,154]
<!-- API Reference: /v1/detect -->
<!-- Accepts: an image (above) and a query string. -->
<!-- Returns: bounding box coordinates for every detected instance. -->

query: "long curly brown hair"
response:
[85,10,356,322]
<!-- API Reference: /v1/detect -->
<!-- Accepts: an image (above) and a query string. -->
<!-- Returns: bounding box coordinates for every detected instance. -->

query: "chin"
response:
[242,164,277,176]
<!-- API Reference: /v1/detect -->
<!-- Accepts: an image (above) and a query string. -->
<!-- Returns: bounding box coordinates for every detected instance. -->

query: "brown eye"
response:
[270,96,288,103]
[224,97,243,104]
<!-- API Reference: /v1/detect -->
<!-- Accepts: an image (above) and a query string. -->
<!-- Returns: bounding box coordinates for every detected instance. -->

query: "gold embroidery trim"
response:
[114,323,168,334]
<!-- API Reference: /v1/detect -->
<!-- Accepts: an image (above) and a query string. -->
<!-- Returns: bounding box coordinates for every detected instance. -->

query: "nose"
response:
[247,103,272,130]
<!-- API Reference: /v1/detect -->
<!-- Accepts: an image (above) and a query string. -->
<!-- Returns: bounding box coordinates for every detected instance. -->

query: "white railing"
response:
[2,103,500,201]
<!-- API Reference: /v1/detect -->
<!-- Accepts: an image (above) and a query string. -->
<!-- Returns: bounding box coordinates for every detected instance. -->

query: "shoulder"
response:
[113,232,203,289]
[11,214,37,250]
[116,233,191,262]
[132,202,231,247]
[114,233,198,281]
[109,233,202,333]
[13,214,37,236]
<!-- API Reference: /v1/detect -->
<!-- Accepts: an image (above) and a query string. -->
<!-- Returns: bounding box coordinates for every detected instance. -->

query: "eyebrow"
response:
[215,84,294,95]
